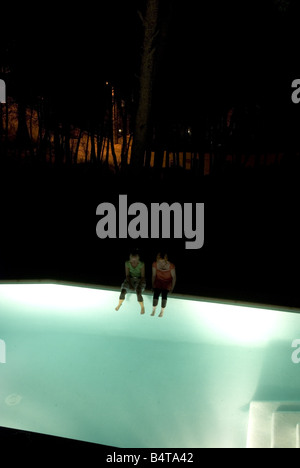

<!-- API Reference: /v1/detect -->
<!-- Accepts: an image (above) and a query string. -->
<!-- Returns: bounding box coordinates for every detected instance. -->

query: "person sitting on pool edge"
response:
[151,252,176,318]
[115,250,146,314]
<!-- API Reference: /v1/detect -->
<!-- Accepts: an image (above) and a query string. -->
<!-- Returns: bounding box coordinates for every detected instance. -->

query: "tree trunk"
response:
[97,126,104,164]
[90,124,96,164]
[183,149,187,170]
[120,102,129,170]
[16,100,32,157]
[85,132,90,164]
[130,0,160,170]
[74,129,82,164]
[64,121,71,165]
[165,149,169,169]
[105,137,110,166]
[108,86,119,173]
[154,147,164,168]
[144,148,152,168]
[54,125,62,165]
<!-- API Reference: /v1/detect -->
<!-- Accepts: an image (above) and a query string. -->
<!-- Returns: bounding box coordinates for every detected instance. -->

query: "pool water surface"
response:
[0,282,300,448]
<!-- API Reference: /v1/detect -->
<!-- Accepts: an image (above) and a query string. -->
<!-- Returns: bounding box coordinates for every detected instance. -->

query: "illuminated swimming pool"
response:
[0,282,300,448]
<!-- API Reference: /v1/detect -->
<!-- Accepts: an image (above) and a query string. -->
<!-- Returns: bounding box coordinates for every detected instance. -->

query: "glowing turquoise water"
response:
[0,283,300,448]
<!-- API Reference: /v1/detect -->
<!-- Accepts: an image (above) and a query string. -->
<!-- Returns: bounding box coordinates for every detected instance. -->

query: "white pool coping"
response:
[0,279,299,315]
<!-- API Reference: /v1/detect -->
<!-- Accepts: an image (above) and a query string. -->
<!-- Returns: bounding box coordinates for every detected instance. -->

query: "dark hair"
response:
[156,252,168,261]
[130,248,140,258]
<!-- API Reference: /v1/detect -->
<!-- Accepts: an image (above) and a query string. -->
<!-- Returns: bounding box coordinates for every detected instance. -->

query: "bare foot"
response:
[115,298,125,311]
[158,311,164,318]
[140,306,145,315]
[151,311,155,316]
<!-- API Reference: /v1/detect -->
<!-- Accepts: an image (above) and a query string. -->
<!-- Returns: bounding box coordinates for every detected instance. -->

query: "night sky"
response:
[2,0,300,115]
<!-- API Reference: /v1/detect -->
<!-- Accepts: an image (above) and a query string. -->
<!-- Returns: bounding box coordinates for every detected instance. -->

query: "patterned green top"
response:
[126,261,144,278]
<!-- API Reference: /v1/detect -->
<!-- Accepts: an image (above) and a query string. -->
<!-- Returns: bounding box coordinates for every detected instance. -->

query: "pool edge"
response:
[0,278,299,315]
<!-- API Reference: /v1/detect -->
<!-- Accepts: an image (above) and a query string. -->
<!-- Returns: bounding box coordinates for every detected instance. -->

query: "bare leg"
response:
[139,301,145,315]
[116,288,127,311]
[151,306,156,316]
[115,299,124,311]
[158,293,168,317]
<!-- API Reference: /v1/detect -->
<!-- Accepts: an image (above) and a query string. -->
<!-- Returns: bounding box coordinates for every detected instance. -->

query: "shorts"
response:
[120,277,146,294]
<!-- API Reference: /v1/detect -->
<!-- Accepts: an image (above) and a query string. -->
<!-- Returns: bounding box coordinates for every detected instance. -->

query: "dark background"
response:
[0,0,300,308]
[1,0,300,451]
[0,163,298,308]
